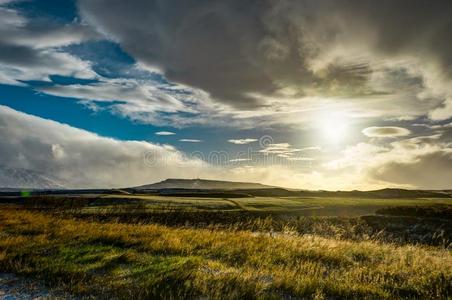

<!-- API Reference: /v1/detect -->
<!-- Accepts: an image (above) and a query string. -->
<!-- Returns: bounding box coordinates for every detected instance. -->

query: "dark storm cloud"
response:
[370,150,452,190]
[78,0,452,110]
[0,4,99,83]
[79,0,282,108]
[0,41,39,66]
[348,1,452,71]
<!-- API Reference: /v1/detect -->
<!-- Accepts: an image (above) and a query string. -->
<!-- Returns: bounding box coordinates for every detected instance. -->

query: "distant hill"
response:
[363,188,451,198]
[0,166,66,190]
[229,188,452,198]
[133,178,274,190]
[294,188,452,199]
[131,180,452,198]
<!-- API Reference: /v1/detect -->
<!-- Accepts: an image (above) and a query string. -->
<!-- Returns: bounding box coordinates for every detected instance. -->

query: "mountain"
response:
[133,178,274,190]
[0,166,67,190]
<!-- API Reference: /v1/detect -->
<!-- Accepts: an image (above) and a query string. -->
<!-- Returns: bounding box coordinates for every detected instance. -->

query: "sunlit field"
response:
[0,194,451,299]
[98,194,452,215]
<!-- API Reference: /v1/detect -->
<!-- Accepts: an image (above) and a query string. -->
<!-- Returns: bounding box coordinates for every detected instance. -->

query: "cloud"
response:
[78,0,452,121]
[259,143,320,156]
[300,147,322,151]
[37,64,236,127]
[0,46,95,85]
[369,133,452,189]
[362,126,411,138]
[39,78,186,112]
[78,0,277,109]
[77,0,378,108]
[256,143,321,163]
[228,138,258,145]
[0,105,211,188]
[261,143,291,150]
[179,139,202,143]
[0,4,98,85]
[324,134,452,189]
[155,131,175,136]
[0,4,99,48]
[287,157,315,161]
[229,158,252,162]
[2,0,450,130]
[370,149,452,190]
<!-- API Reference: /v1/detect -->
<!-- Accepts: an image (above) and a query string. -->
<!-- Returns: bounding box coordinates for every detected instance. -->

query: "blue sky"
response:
[0,0,451,189]
[0,2,229,153]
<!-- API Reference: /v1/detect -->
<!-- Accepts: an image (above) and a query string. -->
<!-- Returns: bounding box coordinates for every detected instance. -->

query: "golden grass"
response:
[0,209,450,299]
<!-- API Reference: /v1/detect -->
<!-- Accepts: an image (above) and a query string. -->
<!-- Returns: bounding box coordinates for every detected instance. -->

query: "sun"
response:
[318,112,349,144]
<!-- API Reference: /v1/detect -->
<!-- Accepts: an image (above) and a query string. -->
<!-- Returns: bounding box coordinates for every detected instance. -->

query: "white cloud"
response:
[259,143,320,157]
[40,78,186,112]
[37,63,237,127]
[0,49,96,85]
[229,158,252,162]
[155,131,175,136]
[228,138,258,145]
[0,105,211,188]
[287,157,315,161]
[51,144,66,160]
[362,126,411,138]
[179,139,202,143]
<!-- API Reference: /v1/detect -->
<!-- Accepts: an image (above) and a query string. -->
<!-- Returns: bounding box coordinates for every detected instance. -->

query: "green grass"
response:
[233,196,452,208]
[1,196,451,298]
[102,194,240,211]
[0,209,451,299]
[102,194,452,216]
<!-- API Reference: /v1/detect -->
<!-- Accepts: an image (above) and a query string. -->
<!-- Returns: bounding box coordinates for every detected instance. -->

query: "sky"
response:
[0,0,451,190]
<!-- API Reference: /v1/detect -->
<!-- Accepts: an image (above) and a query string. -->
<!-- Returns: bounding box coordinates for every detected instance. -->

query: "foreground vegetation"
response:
[6,195,450,247]
[0,206,451,299]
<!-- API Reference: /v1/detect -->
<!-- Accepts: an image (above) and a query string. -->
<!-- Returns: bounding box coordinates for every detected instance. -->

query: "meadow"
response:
[0,194,451,299]
[91,194,452,215]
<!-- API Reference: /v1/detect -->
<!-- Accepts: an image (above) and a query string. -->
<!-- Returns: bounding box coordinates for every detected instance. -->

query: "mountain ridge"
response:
[0,166,67,190]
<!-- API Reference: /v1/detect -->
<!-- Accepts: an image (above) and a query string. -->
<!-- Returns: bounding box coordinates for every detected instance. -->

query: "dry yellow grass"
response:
[0,209,451,299]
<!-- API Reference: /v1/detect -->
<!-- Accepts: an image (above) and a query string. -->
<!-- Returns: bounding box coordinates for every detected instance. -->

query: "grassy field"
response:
[0,194,451,298]
[101,194,452,215]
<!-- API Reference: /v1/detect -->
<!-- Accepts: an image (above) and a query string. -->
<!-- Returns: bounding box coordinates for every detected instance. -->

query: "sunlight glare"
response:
[319,112,349,144]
